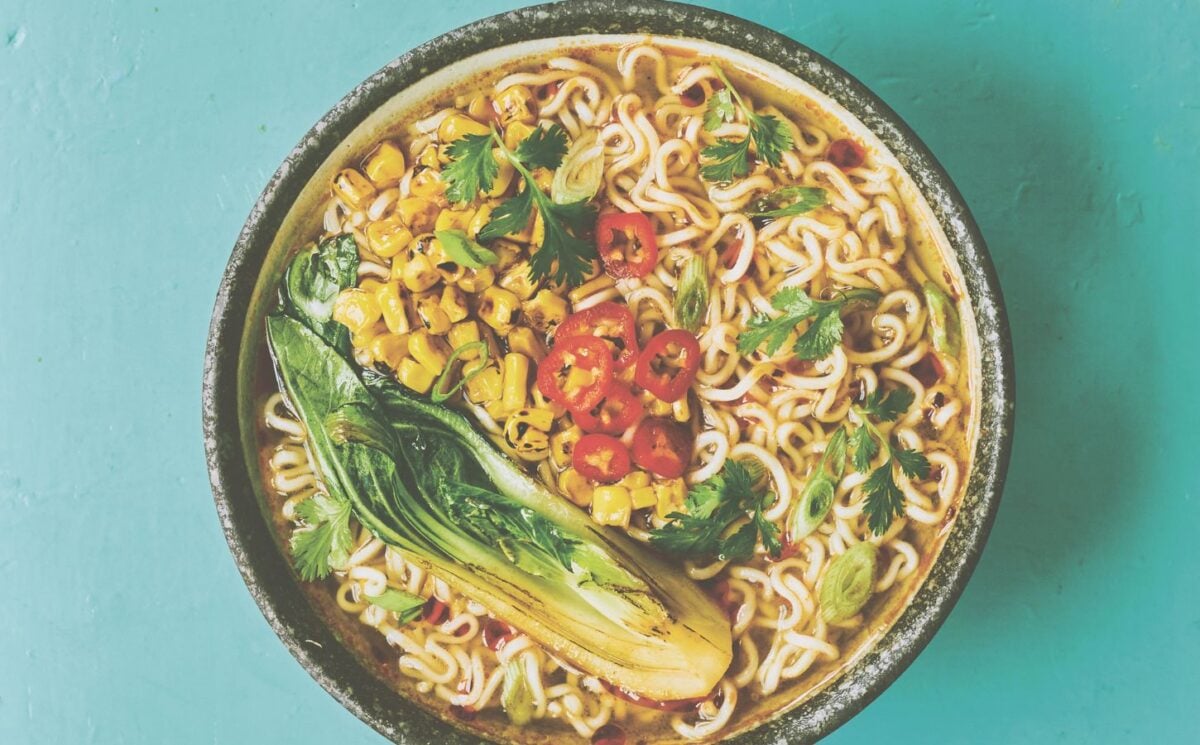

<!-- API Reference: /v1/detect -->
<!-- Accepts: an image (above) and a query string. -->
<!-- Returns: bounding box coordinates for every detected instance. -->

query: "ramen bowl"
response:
[202,1,1014,742]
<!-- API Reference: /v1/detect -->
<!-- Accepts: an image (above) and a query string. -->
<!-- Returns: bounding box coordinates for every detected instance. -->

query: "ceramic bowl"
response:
[203,1,1014,742]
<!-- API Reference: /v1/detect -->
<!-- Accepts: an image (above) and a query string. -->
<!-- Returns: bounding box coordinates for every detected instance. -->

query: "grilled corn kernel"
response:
[447,320,482,355]
[495,85,537,127]
[486,154,517,198]
[457,266,495,293]
[479,286,521,334]
[592,486,632,527]
[440,285,469,324]
[531,167,554,194]
[654,479,687,520]
[506,326,545,362]
[362,141,407,186]
[358,278,384,294]
[402,253,440,292]
[437,113,490,143]
[492,241,523,271]
[365,216,413,259]
[531,209,546,248]
[332,288,381,335]
[465,365,503,403]
[503,408,554,461]
[672,396,691,423]
[416,143,441,170]
[369,333,409,370]
[396,197,439,233]
[646,397,673,417]
[569,275,615,304]
[499,260,540,300]
[502,121,536,151]
[397,358,435,394]
[549,426,582,469]
[408,329,451,373]
[466,93,492,121]
[375,282,410,335]
[500,353,530,414]
[557,468,594,508]
[522,290,568,334]
[434,208,474,233]
[620,470,652,491]
[467,204,492,238]
[415,294,451,335]
[410,167,444,199]
[332,168,376,210]
[630,486,658,510]
[350,321,387,351]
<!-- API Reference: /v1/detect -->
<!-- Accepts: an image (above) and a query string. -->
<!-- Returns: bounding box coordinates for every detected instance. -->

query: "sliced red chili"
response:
[827,138,866,170]
[481,619,515,651]
[634,329,701,403]
[596,211,659,279]
[555,302,639,371]
[573,433,632,484]
[421,597,448,625]
[630,418,692,479]
[910,352,946,388]
[591,723,627,745]
[536,336,614,412]
[571,383,643,435]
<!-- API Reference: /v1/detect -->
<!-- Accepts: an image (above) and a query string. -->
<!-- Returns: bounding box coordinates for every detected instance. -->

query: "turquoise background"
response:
[2,0,1197,742]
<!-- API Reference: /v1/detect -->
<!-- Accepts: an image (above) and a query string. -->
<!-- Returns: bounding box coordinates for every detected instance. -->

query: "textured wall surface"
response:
[1,1,1197,743]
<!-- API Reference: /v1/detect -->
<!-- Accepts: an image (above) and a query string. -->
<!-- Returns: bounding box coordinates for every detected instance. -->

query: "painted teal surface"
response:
[1,0,1197,742]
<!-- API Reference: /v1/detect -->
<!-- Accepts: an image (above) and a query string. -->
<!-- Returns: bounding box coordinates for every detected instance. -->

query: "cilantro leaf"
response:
[365,588,427,623]
[513,123,569,170]
[435,229,498,268]
[291,493,354,581]
[700,137,752,182]
[529,196,597,287]
[478,185,534,242]
[748,186,828,219]
[863,461,906,536]
[737,288,816,356]
[892,447,931,480]
[703,88,736,131]
[849,425,878,474]
[748,112,792,168]
[442,132,498,204]
[792,305,846,360]
[737,287,881,360]
[858,387,915,423]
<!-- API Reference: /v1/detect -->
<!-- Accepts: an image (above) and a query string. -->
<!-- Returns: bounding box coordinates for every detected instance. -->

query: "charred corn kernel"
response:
[569,275,615,304]
[416,143,441,170]
[557,468,593,507]
[502,121,536,151]
[466,94,492,121]
[549,426,582,469]
[500,353,530,414]
[495,85,536,126]
[531,209,546,248]
[486,154,517,198]
[531,167,554,194]
[531,387,567,420]
[366,216,413,259]
[332,288,381,334]
[506,326,545,362]
[499,260,540,300]
[375,282,410,335]
[457,266,495,293]
[447,320,482,356]
[434,208,474,233]
[350,321,387,351]
[654,479,687,520]
[493,241,522,271]
[591,486,632,527]
[362,141,407,186]
[672,396,691,423]
[396,197,439,233]
[467,204,492,238]
[503,408,554,461]
[621,470,652,490]
[415,294,451,335]
[440,285,469,323]
[438,113,490,143]
[522,290,568,334]
[646,397,672,417]
[358,278,384,294]
[479,286,521,334]
[465,365,503,403]
[369,333,409,370]
[402,253,440,292]
[410,167,444,199]
[397,358,435,394]
[332,169,376,210]
[408,329,451,373]
[630,486,658,510]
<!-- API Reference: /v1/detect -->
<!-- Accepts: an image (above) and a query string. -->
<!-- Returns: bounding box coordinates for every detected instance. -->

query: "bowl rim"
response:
[202,1,1015,743]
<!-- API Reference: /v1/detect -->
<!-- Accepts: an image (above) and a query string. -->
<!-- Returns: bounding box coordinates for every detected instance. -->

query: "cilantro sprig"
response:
[700,64,794,182]
[441,123,597,286]
[747,186,828,219]
[737,286,882,361]
[290,492,354,581]
[649,460,781,562]
[847,388,930,535]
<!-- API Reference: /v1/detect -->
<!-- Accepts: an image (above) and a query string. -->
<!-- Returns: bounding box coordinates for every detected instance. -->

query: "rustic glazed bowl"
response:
[203,1,1014,742]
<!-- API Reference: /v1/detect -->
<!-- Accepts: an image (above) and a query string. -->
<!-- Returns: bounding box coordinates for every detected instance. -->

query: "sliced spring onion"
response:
[364,588,426,622]
[551,131,604,205]
[435,229,498,269]
[431,341,490,404]
[819,541,878,623]
[673,254,710,333]
[786,427,847,541]
[922,281,961,357]
[747,186,827,219]
[501,658,535,725]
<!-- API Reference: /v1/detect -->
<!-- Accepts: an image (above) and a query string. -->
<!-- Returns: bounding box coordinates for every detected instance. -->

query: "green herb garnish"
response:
[364,588,427,622]
[848,388,930,535]
[700,64,794,182]
[443,132,499,204]
[747,186,828,219]
[673,254,710,333]
[649,460,781,562]
[290,492,354,581]
[431,341,490,404]
[737,286,882,361]
[819,541,878,623]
